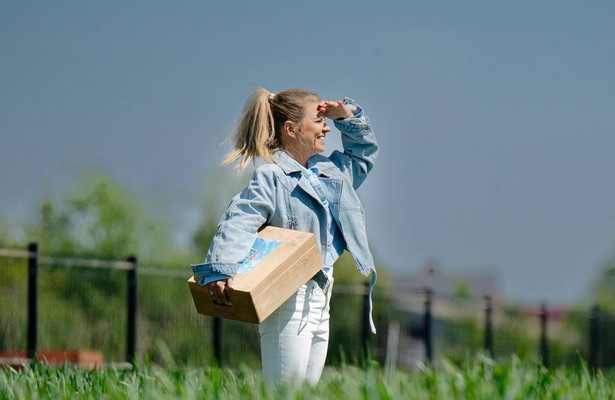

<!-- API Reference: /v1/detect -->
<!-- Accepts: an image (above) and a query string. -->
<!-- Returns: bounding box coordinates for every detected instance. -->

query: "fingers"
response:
[324,100,342,107]
[318,101,341,113]
[208,280,232,305]
[319,100,350,120]
[207,282,220,303]
[215,280,230,304]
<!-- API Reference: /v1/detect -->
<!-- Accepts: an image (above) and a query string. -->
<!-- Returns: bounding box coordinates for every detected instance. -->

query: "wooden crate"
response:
[188,226,322,324]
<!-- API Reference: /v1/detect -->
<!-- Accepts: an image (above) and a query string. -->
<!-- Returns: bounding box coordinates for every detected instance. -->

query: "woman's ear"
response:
[284,120,296,138]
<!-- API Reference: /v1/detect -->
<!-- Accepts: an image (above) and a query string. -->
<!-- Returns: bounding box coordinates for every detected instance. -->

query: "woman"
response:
[191,88,378,384]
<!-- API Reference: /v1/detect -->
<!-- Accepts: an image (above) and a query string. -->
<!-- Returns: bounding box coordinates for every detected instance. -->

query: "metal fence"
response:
[0,243,610,370]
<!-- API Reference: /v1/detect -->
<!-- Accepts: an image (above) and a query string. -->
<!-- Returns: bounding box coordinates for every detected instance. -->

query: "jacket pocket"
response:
[339,191,365,214]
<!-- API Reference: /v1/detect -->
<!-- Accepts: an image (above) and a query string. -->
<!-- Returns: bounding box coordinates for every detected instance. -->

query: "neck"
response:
[282,146,309,168]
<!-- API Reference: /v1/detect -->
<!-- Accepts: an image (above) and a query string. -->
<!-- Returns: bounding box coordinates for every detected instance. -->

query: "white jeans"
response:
[258,278,333,385]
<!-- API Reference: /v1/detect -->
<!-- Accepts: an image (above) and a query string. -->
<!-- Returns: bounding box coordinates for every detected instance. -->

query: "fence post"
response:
[589,304,600,371]
[423,288,433,364]
[361,281,371,355]
[126,256,137,365]
[213,317,222,366]
[539,302,548,368]
[484,295,494,358]
[27,242,38,359]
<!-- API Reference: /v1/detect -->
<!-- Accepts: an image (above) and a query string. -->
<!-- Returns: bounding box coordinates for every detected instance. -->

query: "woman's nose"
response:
[323,124,331,132]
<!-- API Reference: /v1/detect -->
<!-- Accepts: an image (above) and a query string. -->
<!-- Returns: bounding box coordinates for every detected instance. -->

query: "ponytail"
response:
[224,87,320,172]
[223,88,275,172]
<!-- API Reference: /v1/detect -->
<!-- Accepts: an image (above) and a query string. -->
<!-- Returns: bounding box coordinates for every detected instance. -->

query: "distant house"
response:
[384,261,500,369]
[392,260,499,306]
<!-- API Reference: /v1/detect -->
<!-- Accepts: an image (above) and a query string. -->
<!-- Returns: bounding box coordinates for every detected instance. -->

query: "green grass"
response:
[2,356,615,399]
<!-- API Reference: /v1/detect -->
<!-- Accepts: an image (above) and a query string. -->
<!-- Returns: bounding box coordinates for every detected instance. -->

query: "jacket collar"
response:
[308,154,338,178]
[273,150,337,178]
[272,151,321,204]
[272,150,303,174]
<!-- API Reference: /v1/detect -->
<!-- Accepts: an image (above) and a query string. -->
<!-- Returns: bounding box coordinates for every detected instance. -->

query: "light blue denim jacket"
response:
[191,97,379,332]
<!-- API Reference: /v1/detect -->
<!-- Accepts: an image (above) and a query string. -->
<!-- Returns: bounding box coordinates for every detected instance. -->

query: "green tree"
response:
[0,217,14,247]
[28,199,77,255]
[596,255,615,311]
[591,253,615,367]
[454,280,472,300]
[68,173,139,258]
[26,170,183,264]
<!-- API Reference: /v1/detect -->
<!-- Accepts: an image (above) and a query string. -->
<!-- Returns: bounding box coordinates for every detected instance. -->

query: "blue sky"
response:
[1,1,614,304]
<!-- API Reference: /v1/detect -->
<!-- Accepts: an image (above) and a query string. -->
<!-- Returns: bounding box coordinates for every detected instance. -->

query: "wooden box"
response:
[188,226,322,324]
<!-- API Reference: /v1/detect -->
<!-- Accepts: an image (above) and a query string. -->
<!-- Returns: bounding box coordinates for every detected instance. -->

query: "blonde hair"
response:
[224,88,320,171]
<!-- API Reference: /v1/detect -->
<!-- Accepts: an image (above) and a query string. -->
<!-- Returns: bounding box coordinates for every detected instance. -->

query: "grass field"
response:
[1,356,614,399]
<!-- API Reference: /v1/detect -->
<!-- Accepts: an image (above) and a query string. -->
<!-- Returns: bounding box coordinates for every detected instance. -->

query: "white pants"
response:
[258,278,333,385]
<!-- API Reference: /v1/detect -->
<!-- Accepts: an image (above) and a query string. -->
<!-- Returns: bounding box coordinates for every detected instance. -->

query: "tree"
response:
[595,253,615,311]
[0,217,14,247]
[26,170,180,263]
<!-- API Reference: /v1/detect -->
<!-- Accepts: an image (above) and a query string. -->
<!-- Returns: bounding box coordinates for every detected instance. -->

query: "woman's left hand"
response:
[318,100,354,120]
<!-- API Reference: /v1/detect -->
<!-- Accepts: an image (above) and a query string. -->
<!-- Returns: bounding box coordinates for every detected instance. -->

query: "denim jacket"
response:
[191,98,379,331]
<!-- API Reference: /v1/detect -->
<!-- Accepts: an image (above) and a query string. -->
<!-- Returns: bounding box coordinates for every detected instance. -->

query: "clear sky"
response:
[1,1,614,304]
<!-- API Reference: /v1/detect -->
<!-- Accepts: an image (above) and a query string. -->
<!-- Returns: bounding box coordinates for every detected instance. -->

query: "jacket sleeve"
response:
[191,166,277,279]
[329,97,379,190]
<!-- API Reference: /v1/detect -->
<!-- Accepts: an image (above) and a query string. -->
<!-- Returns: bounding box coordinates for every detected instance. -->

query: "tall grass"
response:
[2,356,615,399]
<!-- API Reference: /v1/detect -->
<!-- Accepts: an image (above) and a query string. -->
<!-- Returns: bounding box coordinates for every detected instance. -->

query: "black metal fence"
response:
[0,243,611,370]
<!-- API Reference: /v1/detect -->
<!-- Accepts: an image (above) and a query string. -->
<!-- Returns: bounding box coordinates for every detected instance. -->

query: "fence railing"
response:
[0,243,610,370]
